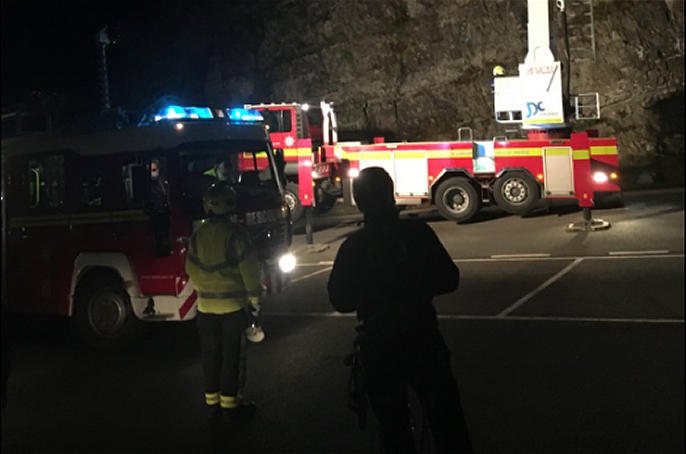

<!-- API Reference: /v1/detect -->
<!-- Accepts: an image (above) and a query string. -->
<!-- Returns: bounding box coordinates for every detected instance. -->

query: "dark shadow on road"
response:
[6,314,82,350]
[5,313,202,363]
[457,208,511,224]
[615,206,684,222]
[521,205,581,219]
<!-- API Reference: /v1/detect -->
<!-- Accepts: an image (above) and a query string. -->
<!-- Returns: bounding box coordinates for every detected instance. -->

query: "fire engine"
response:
[249,0,620,223]
[1,103,295,348]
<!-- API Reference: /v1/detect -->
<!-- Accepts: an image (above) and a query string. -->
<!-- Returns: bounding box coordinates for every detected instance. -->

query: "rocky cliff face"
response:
[191,0,684,188]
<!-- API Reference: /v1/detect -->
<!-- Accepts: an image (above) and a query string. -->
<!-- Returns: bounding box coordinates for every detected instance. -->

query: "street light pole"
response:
[96,26,113,111]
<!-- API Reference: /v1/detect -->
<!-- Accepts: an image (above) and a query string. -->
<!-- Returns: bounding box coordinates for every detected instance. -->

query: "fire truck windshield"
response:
[180,140,282,219]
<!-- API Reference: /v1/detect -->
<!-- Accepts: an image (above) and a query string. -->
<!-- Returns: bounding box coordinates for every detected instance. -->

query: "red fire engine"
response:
[248,0,620,223]
[1,104,295,348]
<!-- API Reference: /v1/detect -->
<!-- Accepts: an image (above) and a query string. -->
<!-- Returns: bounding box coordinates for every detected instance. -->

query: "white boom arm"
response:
[494,0,566,129]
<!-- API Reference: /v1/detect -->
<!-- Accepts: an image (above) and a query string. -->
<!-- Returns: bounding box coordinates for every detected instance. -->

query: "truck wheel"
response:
[493,172,539,214]
[284,183,304,222]
[74,272,143,349]
[435,177,480,222]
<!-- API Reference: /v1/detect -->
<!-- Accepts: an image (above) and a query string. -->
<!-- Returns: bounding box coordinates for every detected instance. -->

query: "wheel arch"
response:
[430,169,479,205]
[493,168,543,196]
[70,253,141,317]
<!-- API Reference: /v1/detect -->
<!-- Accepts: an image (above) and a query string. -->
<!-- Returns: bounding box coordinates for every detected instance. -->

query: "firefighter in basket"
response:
[204,157,237,183]
[491,64,506,89]
[327,167,473,454]
[185,183,262,422]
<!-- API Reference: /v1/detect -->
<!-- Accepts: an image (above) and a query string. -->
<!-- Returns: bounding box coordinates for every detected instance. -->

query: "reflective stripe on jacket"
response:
[186,218,261,314]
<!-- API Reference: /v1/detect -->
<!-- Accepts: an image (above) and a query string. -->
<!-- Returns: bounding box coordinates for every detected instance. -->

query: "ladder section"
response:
[566,0,596,62]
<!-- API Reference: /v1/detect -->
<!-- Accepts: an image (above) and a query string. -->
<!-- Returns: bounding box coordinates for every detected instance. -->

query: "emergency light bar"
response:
[153,105,213,121]
[226,108,263,122]
[151,105,263,123]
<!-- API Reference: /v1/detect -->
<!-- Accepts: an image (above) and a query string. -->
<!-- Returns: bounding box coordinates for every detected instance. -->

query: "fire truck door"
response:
[358,152,395,185]
[543,147,574,196]
[393,151,428,196]
[358,150,429,198]
[10,154,69,315]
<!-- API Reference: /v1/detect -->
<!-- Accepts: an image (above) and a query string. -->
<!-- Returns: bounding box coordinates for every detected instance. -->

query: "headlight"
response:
[278,253,296,273]
[593,172,608,183]
[348,168,360,178]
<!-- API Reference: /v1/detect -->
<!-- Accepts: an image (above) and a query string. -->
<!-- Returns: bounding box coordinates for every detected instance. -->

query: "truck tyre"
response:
[435,177,480,222]
[493,172,539,214]
[284,183,303,222]
[74,272,143,349]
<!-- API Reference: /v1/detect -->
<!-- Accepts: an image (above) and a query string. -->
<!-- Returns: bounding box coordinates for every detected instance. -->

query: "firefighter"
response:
[186,183,260,421]
[491,65,506,89]
[149,159,168,211]
[204,157,236,183]
[327,167,473,454]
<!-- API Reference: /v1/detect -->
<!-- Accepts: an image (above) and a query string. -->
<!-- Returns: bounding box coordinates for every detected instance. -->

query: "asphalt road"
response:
[2,189,684,454]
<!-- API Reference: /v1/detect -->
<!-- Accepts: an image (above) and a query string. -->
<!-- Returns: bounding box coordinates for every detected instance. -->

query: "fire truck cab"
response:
[244,102,342,221]
[1,104,295,349]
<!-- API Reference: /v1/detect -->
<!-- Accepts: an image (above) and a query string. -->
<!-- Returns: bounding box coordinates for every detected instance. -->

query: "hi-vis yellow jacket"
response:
[186,218,261,314]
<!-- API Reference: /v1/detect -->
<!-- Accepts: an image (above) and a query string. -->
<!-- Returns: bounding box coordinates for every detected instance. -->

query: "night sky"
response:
[1,0,181,113]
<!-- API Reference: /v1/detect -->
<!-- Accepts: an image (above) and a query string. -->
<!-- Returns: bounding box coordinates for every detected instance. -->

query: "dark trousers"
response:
[361,335,473,454]
[196,310,249,402]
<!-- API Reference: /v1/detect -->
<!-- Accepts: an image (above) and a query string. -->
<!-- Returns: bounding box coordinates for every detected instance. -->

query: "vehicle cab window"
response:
[79,164,105,207]
[28,155,65,211]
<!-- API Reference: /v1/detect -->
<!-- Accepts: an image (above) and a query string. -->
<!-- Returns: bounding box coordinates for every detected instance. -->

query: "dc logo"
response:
[526,102,545,118]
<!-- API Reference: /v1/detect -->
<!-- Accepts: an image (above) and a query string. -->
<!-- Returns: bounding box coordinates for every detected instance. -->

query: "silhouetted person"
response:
[149,160,168,212]
[149,160,170,256]
[328,167,473,454]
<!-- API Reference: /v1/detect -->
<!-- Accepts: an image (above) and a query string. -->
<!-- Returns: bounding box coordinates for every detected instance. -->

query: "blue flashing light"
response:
[153,105,214,122]
[227,108,263,122]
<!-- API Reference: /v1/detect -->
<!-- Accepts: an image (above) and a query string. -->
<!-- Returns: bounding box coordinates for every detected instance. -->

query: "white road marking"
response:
[439,315,684,324]
[609,250,669,256]
[490,253,551,259]
[495,258,585,318]
[266,311,355,317]
[296,253,682,267]
[291,267,332,283]
[584,254,683,259]
[263,311,684,324]
[282,252,683,323]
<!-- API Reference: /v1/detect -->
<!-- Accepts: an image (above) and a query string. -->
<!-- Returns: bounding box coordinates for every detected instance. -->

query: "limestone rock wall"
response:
[192,0,684,187]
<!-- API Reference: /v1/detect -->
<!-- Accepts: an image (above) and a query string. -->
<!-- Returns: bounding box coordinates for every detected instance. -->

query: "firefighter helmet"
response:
[352,167,395,213]
[493,65,506,76]
[203,183,237,216]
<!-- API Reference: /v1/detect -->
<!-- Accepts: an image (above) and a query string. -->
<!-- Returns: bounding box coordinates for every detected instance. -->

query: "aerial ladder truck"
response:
[250,0,620,224]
